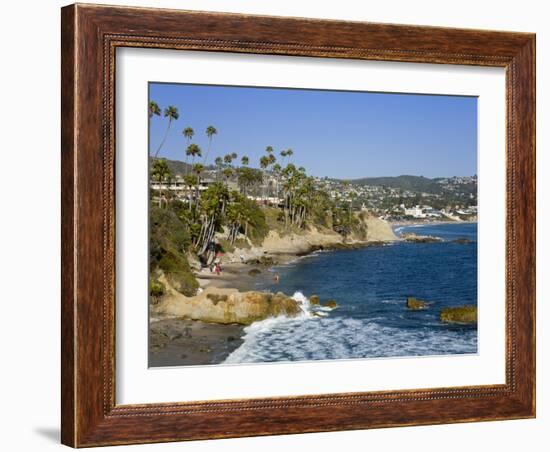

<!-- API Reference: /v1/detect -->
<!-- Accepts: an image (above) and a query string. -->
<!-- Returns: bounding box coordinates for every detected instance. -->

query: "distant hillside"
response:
[151,158,215,176]
[348,175,443,194]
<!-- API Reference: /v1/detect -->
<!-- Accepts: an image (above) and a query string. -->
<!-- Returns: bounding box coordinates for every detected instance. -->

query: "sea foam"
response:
[223,293,477,365]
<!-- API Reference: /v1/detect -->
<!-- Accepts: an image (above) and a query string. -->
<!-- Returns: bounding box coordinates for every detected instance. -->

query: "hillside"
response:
[150,157,215,176]
[348,175,443,193]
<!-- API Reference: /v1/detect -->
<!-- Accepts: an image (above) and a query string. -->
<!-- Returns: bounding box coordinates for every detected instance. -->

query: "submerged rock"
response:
[248,268,262,276]
[323,299,338,309]
[440,305,477,324]
[309,294,320,305]
[451,238,473,244]
[406,297,428,310]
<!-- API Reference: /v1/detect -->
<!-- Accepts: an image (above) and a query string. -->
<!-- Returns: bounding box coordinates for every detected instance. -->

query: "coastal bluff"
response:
[228,214,398,260]
[152,284,302,325]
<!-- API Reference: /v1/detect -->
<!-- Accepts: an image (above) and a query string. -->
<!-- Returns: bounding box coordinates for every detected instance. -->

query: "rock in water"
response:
[323,299,338,309]
[248,268,262,276]
[439,305,477,324]
[309,295,320,305]
[451,238,473,244]
[402,233,442,243]
[407,297,427,310]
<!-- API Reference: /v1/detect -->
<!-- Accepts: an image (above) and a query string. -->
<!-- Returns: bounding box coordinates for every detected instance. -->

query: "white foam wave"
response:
[223,313,477,365]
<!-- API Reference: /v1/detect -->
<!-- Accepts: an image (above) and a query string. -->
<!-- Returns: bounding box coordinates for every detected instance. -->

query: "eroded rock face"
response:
[439,305,477,324]
[407,297,428,310]
[323,299,338,309]
[156,288,302,325]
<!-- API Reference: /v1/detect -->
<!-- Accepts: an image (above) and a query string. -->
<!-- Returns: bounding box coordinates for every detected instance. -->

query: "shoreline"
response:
[149,216,399,367]
[149,220,476,367]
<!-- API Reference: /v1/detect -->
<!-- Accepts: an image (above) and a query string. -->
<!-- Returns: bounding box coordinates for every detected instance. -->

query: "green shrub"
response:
[158,250,199,297]
[150,279,165,296]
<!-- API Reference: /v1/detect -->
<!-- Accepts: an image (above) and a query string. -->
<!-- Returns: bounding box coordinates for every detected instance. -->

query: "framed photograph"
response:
[61,4,536,447]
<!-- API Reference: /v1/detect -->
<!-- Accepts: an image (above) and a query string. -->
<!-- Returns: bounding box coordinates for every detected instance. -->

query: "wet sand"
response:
[149,318,245,367]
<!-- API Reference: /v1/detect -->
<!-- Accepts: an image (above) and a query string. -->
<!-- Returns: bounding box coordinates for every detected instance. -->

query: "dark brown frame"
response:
[61,3,536,447]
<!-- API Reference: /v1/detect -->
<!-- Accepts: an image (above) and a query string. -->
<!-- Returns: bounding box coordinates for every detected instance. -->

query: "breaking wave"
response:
[223,291,477,364]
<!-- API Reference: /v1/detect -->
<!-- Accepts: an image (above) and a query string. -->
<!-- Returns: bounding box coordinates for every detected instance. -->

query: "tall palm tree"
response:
[272,163,282,200]
[186,143,202,166]
[259,155,270,200]
[241,155,249,166]
[223,154,232,168]
[266,145,274,155]
[286,148,294,164]
[280,149,288,166]
[183,127,194,143]
[182,127,194,174]
[153,106,179,158]
[203,126,217,165]
[214,156,223,181]
[148,101,161,118]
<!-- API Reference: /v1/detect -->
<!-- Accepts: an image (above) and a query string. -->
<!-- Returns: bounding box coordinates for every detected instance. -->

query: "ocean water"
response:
[224,223,478,364]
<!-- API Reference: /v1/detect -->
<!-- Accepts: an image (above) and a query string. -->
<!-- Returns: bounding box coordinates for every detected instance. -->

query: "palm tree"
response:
[182,127,194,173]
[151,159,171,208]
[266,146,274,155]
[186,143,202,166]
[259,155,270,200]
[272,163,282,200]
[191,163,205,211]
[203,126,218,165]
[183,127,194,144]
[223,153,234,166]
[286,148,294,164]
[214,156,223,181]
[241,155,249,166]
[148,101,161,118]
[153,105,179,158]
[222,167,233,186]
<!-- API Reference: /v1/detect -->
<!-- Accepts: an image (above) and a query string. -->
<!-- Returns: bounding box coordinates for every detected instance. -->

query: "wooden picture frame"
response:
[61,3,536,447]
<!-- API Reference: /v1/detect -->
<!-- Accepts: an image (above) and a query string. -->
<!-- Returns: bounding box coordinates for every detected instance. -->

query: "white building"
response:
[404,205,426,218]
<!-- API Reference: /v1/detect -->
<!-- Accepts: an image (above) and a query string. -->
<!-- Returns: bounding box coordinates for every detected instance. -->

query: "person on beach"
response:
[273,273,280,283]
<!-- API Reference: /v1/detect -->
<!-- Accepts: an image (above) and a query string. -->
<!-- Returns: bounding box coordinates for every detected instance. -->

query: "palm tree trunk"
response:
[203,138,212,165]
[153,119,172,158]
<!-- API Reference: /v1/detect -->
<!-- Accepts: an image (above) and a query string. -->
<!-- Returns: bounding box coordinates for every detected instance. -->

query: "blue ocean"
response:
[224,223,478,364]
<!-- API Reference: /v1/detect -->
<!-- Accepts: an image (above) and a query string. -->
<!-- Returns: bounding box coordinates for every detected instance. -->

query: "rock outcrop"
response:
[406,297,428,310]
[402,232,443,243]
[323,299,338,309]
[309,295,320,305]
[153,285,302,325]
[439,305,477,324]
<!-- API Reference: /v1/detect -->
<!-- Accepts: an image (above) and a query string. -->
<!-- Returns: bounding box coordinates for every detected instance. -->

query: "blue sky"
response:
[149,83,477,179]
